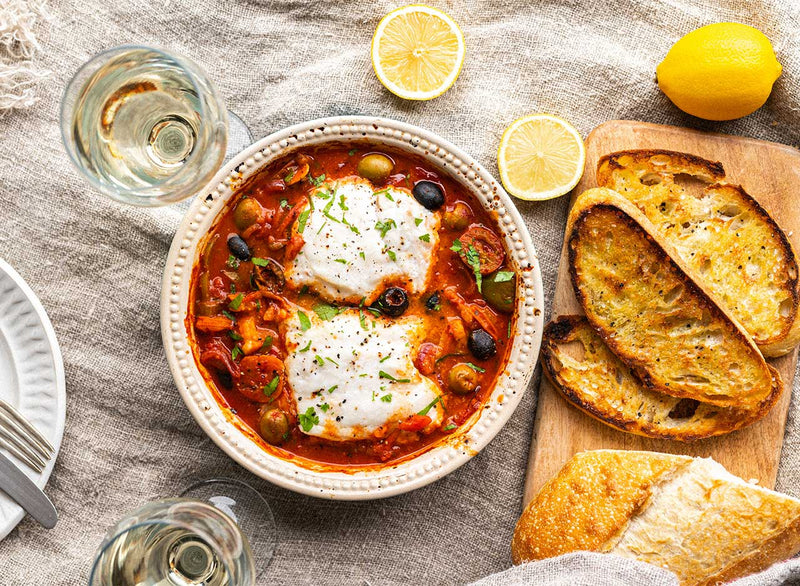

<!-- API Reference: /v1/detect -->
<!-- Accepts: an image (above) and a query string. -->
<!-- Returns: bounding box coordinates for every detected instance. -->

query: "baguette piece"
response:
[512,450,800,586]
[541,315,782,441]
[568,188,776,409]
[597,150,800,357]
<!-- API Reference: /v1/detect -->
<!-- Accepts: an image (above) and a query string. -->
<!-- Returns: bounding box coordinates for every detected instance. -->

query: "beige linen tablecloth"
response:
[1,0,799,584]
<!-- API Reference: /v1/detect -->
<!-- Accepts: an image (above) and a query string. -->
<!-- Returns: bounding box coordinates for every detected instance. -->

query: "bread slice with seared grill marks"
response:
[541,315,782,441]
[567,188,777,410]
[597,149,800,357]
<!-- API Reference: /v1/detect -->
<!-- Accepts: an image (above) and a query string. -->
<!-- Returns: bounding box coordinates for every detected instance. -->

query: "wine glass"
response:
[60,45,253,207]
[89,479,276,586]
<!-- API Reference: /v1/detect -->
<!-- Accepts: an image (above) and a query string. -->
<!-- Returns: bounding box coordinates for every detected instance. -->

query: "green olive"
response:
[357,153,394,184]
[443,202,472,231]
[258,408,290,445]
[233,198,263,231]
[448,363,479,395]
[483,271,516,313]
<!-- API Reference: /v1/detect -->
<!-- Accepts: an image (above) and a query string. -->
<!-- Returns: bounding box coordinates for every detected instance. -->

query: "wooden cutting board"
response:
[523,120,800,505]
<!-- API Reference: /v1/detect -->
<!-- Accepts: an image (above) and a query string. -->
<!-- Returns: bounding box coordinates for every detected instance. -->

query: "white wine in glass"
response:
[61,46,251,206]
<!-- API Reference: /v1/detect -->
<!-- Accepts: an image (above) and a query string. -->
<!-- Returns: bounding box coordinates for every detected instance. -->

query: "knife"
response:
[0,451,57,528]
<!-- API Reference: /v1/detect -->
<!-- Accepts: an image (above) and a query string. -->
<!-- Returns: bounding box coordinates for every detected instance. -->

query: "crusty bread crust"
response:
[541,316,782,441]
[597,149,800,357]
[567,188,777,409]
[512,450,800,586]
[511,450,689,564]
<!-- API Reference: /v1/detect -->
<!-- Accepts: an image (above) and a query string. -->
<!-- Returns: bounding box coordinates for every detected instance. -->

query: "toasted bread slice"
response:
[597,150,800,357]
[512,450,800,586]
[541,316,782,441]
[568,188,777,409]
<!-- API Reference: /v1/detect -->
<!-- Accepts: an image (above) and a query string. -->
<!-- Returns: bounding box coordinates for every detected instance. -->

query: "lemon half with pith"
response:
[498,114,586,201]
[371,5,465,101]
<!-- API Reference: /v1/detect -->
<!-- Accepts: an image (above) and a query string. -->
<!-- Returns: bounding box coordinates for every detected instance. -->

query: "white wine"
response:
[62,47,227,205]
[90,499,254,586]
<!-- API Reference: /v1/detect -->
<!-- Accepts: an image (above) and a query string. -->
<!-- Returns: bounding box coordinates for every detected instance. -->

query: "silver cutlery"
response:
[0,399,54,473]
[0,450,57,528]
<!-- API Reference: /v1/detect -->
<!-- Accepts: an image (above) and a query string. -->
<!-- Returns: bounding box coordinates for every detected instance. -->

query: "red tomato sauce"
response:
[187,144,516,470]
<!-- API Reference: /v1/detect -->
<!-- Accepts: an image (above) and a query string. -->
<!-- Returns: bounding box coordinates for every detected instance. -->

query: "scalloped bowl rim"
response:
[160,116,543,500]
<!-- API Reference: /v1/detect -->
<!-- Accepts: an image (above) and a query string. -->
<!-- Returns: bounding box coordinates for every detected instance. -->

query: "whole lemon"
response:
[657,23,782,121]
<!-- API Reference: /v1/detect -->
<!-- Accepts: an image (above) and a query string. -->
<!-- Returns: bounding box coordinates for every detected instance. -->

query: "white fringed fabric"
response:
[0,0,49,112]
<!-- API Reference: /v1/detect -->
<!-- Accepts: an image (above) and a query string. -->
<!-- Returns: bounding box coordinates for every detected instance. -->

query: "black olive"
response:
[425,291,441,311]
[412,181,445,210]
[227,234,251,261]
[376,287,409,317]
[468,328,496,360]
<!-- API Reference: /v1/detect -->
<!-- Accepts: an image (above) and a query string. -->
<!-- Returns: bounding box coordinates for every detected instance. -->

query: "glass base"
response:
[225,111,255,163]
[180,478,277,575]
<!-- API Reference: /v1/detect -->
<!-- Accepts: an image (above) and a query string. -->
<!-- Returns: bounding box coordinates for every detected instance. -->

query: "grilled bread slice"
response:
[597,150,800,357]
[541,316,782,441]
[512,450,800,586]
[568,188,776,409]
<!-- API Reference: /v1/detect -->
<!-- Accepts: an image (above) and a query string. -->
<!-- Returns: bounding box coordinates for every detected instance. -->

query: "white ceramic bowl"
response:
[161,116,544,500]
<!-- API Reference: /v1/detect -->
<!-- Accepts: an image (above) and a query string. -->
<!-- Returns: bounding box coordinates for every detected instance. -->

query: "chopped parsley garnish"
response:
[375,219,396,238]
[226,254,240,269]
[251,257,269,267]
[315,355,325,367]
[279,198,291,209]
[358,309,369,330]
[327,385,338,393]
[378,371,410,383]
[298,407,319,432]
[334,258,348,265]
[261,336,273,351]
[418,396,442,416]
[263,375,280,397]
[414,217,423,227]
[284,169,295,182]
[228,330,243,341]
[308,173,326,187]
[299,340,312,352]
[231,345,243,361]
[297,208,311,234]
[419,233,431,242]
[366,307,382,318]
[465,362,486,373]
[359,251,366,260]
[338,194,348,211]
[230,283,236,294]
[494,271,514,282]
[450,239,463,254]
[228,293,244,311]
[384,191,394,202]
[222,310,236,322]
[385,249,397,262]
[508,321,512,338]
[312,302,343,321]
[316,220,328,235]
[319,403,330,413]
[379,353,392,363]
[297,310,311,331]
[466,245,483,293]
[348,148,357,156]
[325,356,339,367]
[443,423,457,431]
[380,394,392,403]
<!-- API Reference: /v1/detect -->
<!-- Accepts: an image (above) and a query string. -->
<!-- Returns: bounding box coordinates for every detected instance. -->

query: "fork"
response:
[0,399,54,473]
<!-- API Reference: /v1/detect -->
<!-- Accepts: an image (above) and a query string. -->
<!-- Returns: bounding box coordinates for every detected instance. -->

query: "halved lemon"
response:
[497,114,586,201]
[371,5,465,101]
